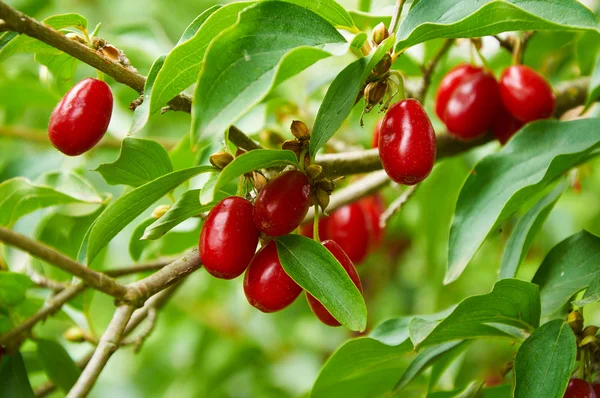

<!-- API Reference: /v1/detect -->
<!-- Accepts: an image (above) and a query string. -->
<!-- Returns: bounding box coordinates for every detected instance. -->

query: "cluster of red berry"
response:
[564,378,599,397]
[435,64,555,144]
[198,169,363,327]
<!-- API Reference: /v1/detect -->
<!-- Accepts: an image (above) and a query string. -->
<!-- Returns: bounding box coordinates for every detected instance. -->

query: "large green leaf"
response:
[95,138,173,187]
[309,35,394,157]
[275,235,366,331]
[513,320,576,398]
[200,149,299,204]
[278,0,355,29]
[447,119,600,284]
[532,231,600,316]
[411,279,540,348]
[0,273,33,308]
[86,166,215,265]
[395,0,600,52]
[143,190,213,240]
[191,1,346,145]
[36,339,81,392]
[499,180,567,279]
[0,353,35,398]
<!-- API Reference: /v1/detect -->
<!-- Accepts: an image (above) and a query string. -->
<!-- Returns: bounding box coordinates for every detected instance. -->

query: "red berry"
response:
[48,78,113,156]
[379,99,436,185]
[253,170,311,236]
[564,379,596,398]
[199,197,259,279]
[593,384,600,397]
[443,71,501,140]
[492,104,524,145]
[243,241,302,313]
[499,65,556,123]
[324,203,370,264]
[358,195,385,247]
[372,119,383,148]
[306,240,362,327]
[435,64,483,122]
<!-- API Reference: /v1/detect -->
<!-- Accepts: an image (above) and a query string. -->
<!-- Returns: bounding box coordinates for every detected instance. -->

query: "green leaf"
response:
[499,180,567,279]
[573,273,600,307]
[201,149,298,204]
[86,166,215,265]
[309,35,394,157]
[35,52,78,94]
[395,0,600,52]
[191,1,346,145]
[143,190,213,240]
[427,382,484,398]
[95,138,173,187]
[129,217,156,261]
[411,279,540,348]
[586,52,600,108]
[348,10,391,30]
[532,231,600,316]
[275,235,366,331]
[577,32,600,76]
[395,341,466,392]
[278,0,355,29]
[36,339,81,392]
[0,273,33,308]
[0,353,35,398]
[447,119,600,284]
[513,320,576,398]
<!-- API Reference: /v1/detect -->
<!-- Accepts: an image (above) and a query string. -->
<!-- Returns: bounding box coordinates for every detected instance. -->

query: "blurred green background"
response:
[1,0,600,397]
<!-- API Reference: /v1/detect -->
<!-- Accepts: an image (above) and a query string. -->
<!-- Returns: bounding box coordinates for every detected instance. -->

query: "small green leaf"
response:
[0,352,35,398]
[348,10,391,30]
[275,235,366,331]
[514,320,576,398]
[143,190,214,240]
[36,339,81,392]
[396,0,600,52]
[573,273,600,307]
[129,217,156,261]
[0,273,33,308]
[309,35,394,157]
[447,119,600,284]
[86,166,215,265]
[191,1,346,145]
[202,149,298,204]
[586,52,600,108]
[499,180,567,279]
[95,138,173,187]
[411,279,540,348]
[532,231,600,316]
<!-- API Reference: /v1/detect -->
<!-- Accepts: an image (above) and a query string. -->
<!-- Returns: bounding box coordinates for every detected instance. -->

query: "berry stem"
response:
[471,41,491,70]
[96,70,105,82]
[313,204,321,243]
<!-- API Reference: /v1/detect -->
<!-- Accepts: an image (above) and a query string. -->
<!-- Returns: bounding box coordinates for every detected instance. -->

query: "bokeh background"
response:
[2,0,600,396]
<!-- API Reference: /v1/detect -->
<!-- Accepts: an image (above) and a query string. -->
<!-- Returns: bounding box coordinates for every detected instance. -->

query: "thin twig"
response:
[388,0,406,35]
[379,185,418,228]
[416,39,455,103]
[28,268,68,292]
[104,257,175,277]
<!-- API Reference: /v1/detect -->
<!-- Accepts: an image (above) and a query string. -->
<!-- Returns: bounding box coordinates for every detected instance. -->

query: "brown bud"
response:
[92,37,106,49]
[372,23,389,45]
[567,311,584,334]
[251,171,267,192]
[580,335,597,347]
[583,325,599,337]
[317,179,335,194]
[66,32,87,45]
[364,80,388,112]
[152,204,171,219]
[102,44,120,61]
[64,327,85,342]
[372,53,392,76]
[210,151,234,169]
[282,139,302,155]
[316,188,330,212]
[290,120,311,141]
[306,164,323,180]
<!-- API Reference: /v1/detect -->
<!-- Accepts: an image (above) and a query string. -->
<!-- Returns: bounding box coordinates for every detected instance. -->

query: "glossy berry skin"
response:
[379,99,436,185]
[253,170,311,236]
[306,240,363,327]
[593,384,600,397]
[199,197,259,279]
[500,65,556,123]
[564,379,596,398]
[325,203,370,264]
[443,71,501,140]
[243,241,302,313]
[435,64,483,122]
[492,104,524,145]
[372,119,383,148]
[359,195,385,247]
[48,78,113,156]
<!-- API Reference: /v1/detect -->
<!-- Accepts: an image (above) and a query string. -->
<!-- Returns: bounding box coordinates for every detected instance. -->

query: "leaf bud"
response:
[306,164,323,181]
[372,23,389,45]
[290,120,311,141]
[209,151,234,169]
[567,310,584,334]
[152,204,171,219]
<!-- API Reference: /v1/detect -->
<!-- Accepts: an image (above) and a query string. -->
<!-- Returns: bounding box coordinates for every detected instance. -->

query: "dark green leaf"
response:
[86,166,215,265]
[499,180,567,279]
[37,339,81,392]
[514,320,576,398]
[0,352,35,398]
[532,231,600,316]
[447,119,600,284]
[275,235,366,331]
[191,1,346,145]
[129,217,156,261]
[0,273,33,308]
[95,138,173,187]
[396,0,600,52]
[309,35,394,157]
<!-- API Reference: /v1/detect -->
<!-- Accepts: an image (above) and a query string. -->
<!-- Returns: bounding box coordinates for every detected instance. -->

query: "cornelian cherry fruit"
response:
[243,241,302,312]
[499,65,556,123]
[306,240,362,327]
[324,203,370,264]
[199,197,259,279]
[379,99,436,185]
[593,384,600,397]
[48,78,113,156]
[359,195,384,247]
[253,170,311,236]
[492,104,524,145]
[435,64,483,122]
[564,379,596,398]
